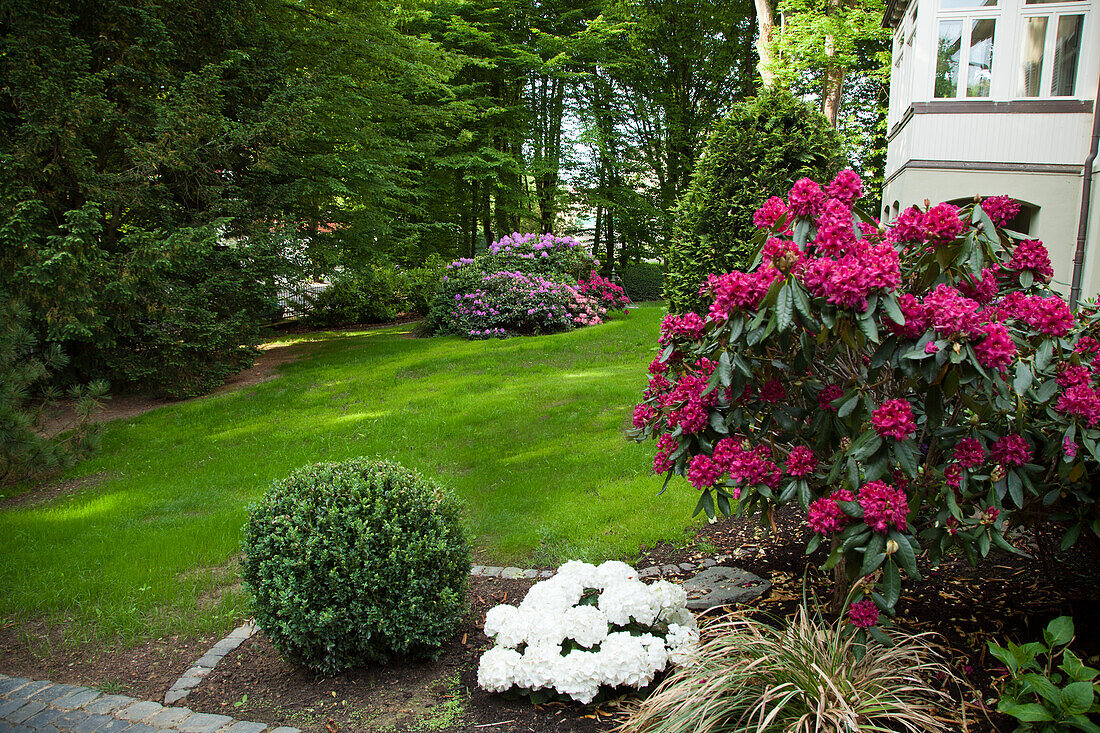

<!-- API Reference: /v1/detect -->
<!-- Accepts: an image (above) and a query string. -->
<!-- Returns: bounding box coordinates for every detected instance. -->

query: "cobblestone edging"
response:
[0,674,298,733]
[164,622,256,705]
[469,555,727,580]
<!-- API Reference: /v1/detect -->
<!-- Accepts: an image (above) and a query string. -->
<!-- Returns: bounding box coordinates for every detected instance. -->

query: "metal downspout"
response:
[1069,71,1100,310]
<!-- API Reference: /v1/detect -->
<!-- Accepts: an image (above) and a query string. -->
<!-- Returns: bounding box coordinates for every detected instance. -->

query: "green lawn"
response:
[0,304,700,643]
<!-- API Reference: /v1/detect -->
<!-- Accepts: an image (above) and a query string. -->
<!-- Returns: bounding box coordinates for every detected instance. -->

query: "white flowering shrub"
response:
[477,560,699,704]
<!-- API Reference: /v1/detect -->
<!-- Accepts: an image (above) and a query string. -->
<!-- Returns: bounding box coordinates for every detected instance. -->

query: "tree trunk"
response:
[754,0,778,87]
[822,0,846,126]
[593,204,602,259]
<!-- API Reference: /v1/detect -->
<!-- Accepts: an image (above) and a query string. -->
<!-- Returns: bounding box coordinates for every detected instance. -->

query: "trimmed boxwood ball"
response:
[242,458,471,674]
[665,88,843,314]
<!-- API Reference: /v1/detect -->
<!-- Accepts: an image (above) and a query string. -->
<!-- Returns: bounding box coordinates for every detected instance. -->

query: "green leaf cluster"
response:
[241,458,471,674]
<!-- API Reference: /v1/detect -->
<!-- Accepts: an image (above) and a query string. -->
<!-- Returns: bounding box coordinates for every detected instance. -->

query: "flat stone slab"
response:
[682,566,771,610]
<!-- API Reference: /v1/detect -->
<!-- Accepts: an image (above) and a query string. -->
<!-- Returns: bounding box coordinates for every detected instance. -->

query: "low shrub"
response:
[477,560,698,704]
[307,262,442,327]
[307,274,403,327]
[619,263,665,302]
[989,616,1100,731]
[241,458,470,674]
[621,605,957,733]
[427,233,626,339]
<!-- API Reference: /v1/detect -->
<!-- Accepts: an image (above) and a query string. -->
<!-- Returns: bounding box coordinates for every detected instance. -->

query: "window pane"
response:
[1051,14,1083,96]
[935,20,963,97]
[967,19,995,96]
[942,0,996,8]
[1025,0,1082,5]
[1020,16,1047,96]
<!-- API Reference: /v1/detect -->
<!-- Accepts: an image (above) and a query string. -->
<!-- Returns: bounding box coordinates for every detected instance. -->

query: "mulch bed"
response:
[177,508,1099,733]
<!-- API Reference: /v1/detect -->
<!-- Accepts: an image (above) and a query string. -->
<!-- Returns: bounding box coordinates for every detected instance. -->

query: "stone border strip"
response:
[469,555,730,580]
[0,674,298,733]
[164,622,256,705]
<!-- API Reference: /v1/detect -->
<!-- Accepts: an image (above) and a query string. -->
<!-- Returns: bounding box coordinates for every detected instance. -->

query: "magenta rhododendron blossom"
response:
[785,446,816,477]
[944,462,962,489]
[759,379,786,404]
[787,178,827,218]
[973,321,1017,371]
[807,496,846,534]
[1004,293,1074,336]
[953,438,985,468]
[872,399,917,441]
[858,481,909,532]
[753,196,788,229]
[826,169,864,206]
[922,203,965,243]
[817,384,844,412]
[990,434,1031,466]
[1064,437,1079,458]
[959,267,1000,304]
[1009,240,1054,280]
[632,404,657,429]
[687,453,723,489]
[1055,384,1100,426]
[888,206,925,243]
[981,195,1021,226]
[923,284,982,338]
[848,599,880,628]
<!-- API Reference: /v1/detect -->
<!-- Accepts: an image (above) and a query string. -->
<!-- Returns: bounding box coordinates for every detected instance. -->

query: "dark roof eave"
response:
[882,0,910,28]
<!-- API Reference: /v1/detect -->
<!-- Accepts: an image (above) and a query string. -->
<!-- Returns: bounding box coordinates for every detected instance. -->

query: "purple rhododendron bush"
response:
[629,171,1100,640]
[426,232,630,339]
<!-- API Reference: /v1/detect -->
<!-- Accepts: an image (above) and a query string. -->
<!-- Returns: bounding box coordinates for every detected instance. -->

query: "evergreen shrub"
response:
[242,458,471,674]
[619,263,665,302]
[666,88,843,313]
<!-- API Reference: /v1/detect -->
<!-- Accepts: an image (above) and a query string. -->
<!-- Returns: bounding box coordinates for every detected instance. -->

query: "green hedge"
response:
[618,263,665,302]
[242,458,470,673]
[666,88,844,313]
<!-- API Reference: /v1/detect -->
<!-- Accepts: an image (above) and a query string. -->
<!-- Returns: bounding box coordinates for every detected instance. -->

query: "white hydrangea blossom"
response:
[477,646,522,692]
[665,623,701,665]
[477,560,698,703]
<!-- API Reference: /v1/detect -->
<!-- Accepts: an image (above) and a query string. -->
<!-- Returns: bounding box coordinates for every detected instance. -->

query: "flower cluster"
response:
[848,599,880,628]
[872,399,917,441]
[477,561,698,704]
[858,480,909,532]
[431,233,613,339]
[807,489,853,534]
[981,195,1021,226]
[578,272,632,312]
[1009,240,1054,280]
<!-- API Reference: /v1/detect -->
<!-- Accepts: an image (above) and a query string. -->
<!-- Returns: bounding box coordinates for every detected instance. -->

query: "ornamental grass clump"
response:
[631,170,1100,630]
[619,606,958,733]
[427,233,630,338]
[242,458,470,674]
[477,560,698,704]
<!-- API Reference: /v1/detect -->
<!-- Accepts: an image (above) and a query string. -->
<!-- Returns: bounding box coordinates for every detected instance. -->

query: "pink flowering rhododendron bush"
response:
[426,233,630,339]
[629,172,1100,637]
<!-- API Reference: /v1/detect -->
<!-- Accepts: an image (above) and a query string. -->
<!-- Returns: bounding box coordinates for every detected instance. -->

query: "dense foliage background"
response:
[1,0,889,408]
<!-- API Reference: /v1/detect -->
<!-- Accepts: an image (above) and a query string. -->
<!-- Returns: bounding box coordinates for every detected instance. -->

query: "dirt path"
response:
[37,341,317,438]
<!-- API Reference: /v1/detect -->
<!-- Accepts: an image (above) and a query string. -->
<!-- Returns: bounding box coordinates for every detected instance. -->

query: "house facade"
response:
[881,0,1100,303]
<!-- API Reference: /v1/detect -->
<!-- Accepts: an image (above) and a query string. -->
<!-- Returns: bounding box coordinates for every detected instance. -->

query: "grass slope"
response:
[0,304,699,642]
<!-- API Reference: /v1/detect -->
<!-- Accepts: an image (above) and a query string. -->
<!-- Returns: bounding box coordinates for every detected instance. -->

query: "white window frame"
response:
[934,0,1001,99]
[1015,1,1089,98]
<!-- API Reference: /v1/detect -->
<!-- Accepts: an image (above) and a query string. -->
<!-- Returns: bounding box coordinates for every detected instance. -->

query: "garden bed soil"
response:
[183,577,614,733]
[0,621,219,702]
[179,508,1099,733]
